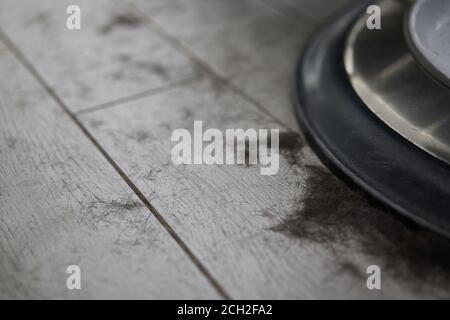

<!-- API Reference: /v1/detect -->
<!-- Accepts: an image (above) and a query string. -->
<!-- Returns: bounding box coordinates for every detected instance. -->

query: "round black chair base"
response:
[294,0,450,238]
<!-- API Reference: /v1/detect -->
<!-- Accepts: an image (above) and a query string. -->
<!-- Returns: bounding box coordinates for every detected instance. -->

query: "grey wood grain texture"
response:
[79,76,450,299]
[2,0,450,299]
[126,0,315,130]
[0,40,220,299]
[0,0,200,113]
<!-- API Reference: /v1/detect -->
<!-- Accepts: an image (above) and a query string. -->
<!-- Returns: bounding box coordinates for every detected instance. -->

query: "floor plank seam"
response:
[74,75,201,116]
[0,27,231,300]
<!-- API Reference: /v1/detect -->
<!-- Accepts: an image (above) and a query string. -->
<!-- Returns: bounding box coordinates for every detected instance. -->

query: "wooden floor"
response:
[1,0,450,299]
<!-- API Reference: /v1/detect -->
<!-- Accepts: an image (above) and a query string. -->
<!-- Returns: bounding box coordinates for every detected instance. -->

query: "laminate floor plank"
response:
[0,0,200,113]
[0,40,220,299]
[126,0,315,130]
[79,76,450,299]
